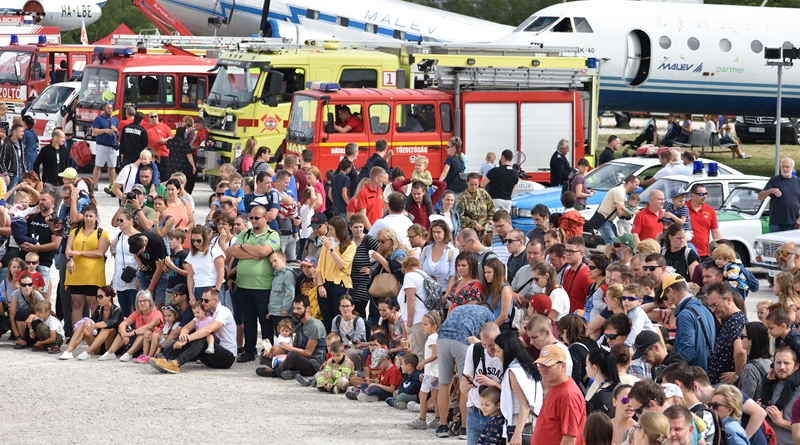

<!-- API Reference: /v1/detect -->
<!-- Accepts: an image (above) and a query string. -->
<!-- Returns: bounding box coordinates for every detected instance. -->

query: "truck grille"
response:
[75,121,95,140]
[744,117,775,125]
[204,115,236,133]
[762,241,781,259]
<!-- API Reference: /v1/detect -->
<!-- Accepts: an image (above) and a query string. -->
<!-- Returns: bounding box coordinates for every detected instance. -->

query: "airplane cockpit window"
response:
[574,17,593,33]
[551,18,573,33]
[521,16,558,33]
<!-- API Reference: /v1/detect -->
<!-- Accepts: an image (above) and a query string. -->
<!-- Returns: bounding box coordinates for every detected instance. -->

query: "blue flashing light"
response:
[93,47,136,57]
[587,57,597,69]
[305,81,340,92]
[9,34,18,45]
[707,162,718,177]
[692,160,703,175]
[37,35,46,45]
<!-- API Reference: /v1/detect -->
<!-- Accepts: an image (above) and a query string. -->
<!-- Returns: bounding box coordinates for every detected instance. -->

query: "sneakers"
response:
[47,345,60,354]
[408,418,428,429]
[77,351,91,360]
[93,183,98,192]
[395,401,408,410]
[103,186,115,197]
[428,418,440,429]
[357,392,379,402]
[119,353,133,362]
[133,354,150,364]
[205,344,215,354]
[407,401,421,412]
[741,153,753,159]
[436,425,450,438]
[98,352,116,361]
[155,352,166,359]
[295,374,313,387]
[12,343,25,349]
[385,397,396,407]
[59,351,74,360]
[150,357,180,374]
[458,427,467,440]
[255,366,274,377]
[280,370,298,380]
[237,351,255,363]
[345,387,359,400]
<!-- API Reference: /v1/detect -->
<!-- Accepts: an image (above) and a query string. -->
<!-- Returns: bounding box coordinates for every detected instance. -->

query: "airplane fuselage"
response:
[5,1,103,31]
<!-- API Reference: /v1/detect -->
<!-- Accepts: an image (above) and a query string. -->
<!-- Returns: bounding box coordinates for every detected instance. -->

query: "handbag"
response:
[586,210,612,231]
[118,232,137,283]
[369,272,400,299]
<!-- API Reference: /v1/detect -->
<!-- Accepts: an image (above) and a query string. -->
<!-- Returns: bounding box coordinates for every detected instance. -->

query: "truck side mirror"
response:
[60,105,67,117]
[261,70,284,107]
[325,112,335,134]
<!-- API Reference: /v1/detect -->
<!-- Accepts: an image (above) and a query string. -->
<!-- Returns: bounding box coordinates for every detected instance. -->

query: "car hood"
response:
[716,211,748,222]
[512,187,605,214]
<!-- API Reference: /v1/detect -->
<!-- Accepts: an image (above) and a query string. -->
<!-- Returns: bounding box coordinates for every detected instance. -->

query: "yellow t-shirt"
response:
[65,227,109,288]
[318,242,356,288]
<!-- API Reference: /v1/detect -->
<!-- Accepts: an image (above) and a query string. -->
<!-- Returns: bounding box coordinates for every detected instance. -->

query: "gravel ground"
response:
[0,176,778,443]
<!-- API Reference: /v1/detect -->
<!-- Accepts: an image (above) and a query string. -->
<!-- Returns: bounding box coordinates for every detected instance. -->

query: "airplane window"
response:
[551,18,573,33]
[659,36,671,49]
[364,23,377,34]
[751,40,763,53]
[306,9,319,20]
[574,17,593,33]
[719,39,732,52]
[687,37,700,51]
[523,16,558,32]
[783,41,794,49]
[337,17,349,28]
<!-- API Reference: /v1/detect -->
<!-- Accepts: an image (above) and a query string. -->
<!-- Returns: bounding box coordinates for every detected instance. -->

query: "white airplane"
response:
[493,0,800,116]
[157,0,513,43]
[3,1,104,31]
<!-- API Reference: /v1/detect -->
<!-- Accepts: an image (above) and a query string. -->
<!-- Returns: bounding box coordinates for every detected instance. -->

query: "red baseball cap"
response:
[530,294,552,316]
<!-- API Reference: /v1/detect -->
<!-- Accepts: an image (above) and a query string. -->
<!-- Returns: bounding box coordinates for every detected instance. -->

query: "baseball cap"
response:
[632,330,661,360]
[310,212,327,229]
[168,283,189,295]
[530,294,551,316]
[658,216,675,224]
[533,344,567,366]
[58,167,78,179]
[658,273,686,301]
[669,186,690,200]
[371,347,389,366]
[610,233,635,250]
[572,309,590,323]
[662,383,684,400]
[300,256,318,267]
[131,184,146,194]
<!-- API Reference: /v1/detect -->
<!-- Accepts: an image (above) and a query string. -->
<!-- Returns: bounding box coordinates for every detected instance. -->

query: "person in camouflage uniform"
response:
[456,172,496,239]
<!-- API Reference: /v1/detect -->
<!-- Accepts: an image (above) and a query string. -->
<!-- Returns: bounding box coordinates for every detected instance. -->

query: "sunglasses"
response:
[96,294,106,299]
[149,115,158,118]
[693,192,708,197]
[378,239,390,244]
[163,305,175,312]
[612,243,622,248]
[191,238,203,243]
[643,265,660,272]
[505,239,518,244]
[740,334,749,340]
[634,400,651,416]
[606,333,621,340]
[25,261,38,265]
[202,298,212,303]
[588,265,597,271]
[708,402,729,410]
[19,282,33,287]
[620,296,641,302]
[776,250,793,258]
[564,249,582,255]
[248,216,263,221]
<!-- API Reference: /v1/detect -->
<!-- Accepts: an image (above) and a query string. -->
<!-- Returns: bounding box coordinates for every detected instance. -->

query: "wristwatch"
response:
[329,248,334,252]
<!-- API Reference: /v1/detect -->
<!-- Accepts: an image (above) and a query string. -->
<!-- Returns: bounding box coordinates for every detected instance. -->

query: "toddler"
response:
[312,340,355,394]
[476,386,505,445]
[408,311,441,429]
[774,272,800,324]
[479,152,496,176]
[411,156,432,187]
[191,301,217,355]
[661,186,693,240]
[616,193,640,235]
[7,190,38,245]
[352,347,402,402]
[756,300,771,324]
[30,300,64,354]
[621,284,656,347]
[266,317,295,368]
[207,181,230,222]
[23,252,45,295]
[712,245,749,296]
[387,353,422,409]
[218,163,234,183]
[137,305,180,363]
[223,172,246,214]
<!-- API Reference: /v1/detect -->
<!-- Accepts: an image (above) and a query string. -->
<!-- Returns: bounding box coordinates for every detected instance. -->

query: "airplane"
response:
[156,0,513,43]
[2,1,104,31]
[493,0,800,117]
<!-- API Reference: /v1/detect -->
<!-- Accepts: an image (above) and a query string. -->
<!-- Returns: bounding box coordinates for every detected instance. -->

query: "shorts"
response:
[421,374,440,392]
[95,144,118,168]
[436,337,468,385]
[67,285,99,296]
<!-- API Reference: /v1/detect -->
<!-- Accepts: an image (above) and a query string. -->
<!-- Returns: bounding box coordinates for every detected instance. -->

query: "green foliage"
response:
[61,0,154,44]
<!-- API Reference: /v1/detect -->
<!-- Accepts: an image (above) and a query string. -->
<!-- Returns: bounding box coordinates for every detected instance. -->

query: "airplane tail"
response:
[80,18,88,45]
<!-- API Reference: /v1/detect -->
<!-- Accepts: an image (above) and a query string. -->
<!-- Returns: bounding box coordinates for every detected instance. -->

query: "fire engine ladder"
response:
[130,0,193,36]
[110,34,294,52]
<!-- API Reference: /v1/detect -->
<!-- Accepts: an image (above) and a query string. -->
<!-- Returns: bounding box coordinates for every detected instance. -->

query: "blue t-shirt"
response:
[438,305,495,345]
[267,189,281,231]
[224,188,246,213]
[764,175,800,226]
[331,172,350,215]
[92,114,118,147]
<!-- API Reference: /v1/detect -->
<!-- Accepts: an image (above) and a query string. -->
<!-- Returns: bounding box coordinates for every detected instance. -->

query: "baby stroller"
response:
[621,118,658,157]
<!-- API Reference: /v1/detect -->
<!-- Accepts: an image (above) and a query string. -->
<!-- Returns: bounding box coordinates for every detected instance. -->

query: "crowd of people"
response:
[0,117,798,445]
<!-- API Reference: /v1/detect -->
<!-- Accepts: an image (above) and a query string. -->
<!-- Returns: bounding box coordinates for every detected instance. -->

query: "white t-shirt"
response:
[654,162,684,180]
[38,315,65,338]
[111,232,138,291]
[399,270,428,325]
[368,213,412,247]
[549,287,570,320]
[556,341,574,376]
[464,342,504,408]
[299,204,312,239]
[186,245,225,288]
[424,332,439,378]
[115,163,138,193]
[211,305,237,355]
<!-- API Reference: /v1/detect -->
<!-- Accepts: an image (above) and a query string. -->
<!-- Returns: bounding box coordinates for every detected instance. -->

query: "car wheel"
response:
[792,124,800,145]
[733,242,751,267]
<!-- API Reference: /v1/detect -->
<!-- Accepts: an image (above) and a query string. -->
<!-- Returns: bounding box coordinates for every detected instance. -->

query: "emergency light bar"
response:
[306,81,340,92]
[93,47,136,57]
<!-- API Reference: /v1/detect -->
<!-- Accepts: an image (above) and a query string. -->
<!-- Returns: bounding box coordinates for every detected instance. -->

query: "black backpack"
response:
[689,405,729,445]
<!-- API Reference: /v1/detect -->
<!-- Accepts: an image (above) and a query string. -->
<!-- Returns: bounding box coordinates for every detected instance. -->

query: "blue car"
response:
[510,157,740,235]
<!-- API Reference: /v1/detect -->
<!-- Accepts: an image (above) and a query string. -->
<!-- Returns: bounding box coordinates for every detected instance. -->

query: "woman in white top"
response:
[420,220,458,295]
[110,210,140,317]
[494,330,543,445]
[531,261,570,320]
[185,224,225,304]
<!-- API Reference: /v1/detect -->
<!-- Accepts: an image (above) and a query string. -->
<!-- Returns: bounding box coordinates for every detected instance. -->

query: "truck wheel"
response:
[209,175,221,190]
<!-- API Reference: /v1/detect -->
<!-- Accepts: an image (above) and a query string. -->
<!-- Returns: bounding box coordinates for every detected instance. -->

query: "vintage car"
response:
[754,229,800,278]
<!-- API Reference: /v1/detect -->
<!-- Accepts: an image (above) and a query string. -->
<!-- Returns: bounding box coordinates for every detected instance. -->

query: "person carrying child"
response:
[311,340,354,394]
[29,300,64,354]
[412,156,433,187]
[616,192,640,236]
[712,245,749,297]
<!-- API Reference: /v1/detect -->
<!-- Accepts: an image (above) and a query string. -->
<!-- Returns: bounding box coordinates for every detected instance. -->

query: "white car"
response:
[714,181,769,266]
[754,230,800,277]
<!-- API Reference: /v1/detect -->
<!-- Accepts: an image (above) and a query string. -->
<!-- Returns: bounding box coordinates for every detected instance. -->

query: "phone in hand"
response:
[462,373,476,387]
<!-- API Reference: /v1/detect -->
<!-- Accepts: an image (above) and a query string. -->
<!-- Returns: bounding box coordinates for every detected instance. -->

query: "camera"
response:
[48,213,61,225]
[125,191,136,201]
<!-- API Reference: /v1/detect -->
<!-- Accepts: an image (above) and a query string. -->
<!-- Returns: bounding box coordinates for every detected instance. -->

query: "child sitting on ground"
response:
[348,331,389,388]
[476,386,505,445]
[712,245,749,297]
[23,252,45,296]
[351,347,402,402]
[387,353,422,409]
[29,300,64,354]
[408,311,441,428]
[142,305,180,362]
[479,152,496,176]
[191,301,217,355]
[412,156,433,187]
[312,340,355,394]
[756,300,771,324]
[266,318,296,368]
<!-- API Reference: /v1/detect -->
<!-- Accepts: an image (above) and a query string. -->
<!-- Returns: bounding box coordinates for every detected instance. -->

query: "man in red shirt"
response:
[532,344,586,445]
[561,236,593,312]
[334,106,363,133]
[190,118,208,150]
[144,112,173,179]
[688,183,721,259]
[391,178,446,231]
[632,189,665,243]
[356,166,386,225]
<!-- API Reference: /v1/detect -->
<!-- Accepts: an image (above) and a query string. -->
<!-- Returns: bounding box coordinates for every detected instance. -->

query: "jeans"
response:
[139,273,168,304]
[117,289,137,317]
[598,220,618,245]
[56,252,75,336]
[194,286,220,304]
[36,265,50,294]
[467,407,491,445]
[25,150,37,176]
[163,337,235,369]
[280,235,297,261]
[7,175,19,204]
[276,350,316,376]
[239,287,272,354]
[770,223,795,233]
[319,282,348,333]
[359,383,392,400]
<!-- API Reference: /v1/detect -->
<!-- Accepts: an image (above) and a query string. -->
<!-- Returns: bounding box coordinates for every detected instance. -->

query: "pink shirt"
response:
[129,310,164,333]
[313,181,326,212]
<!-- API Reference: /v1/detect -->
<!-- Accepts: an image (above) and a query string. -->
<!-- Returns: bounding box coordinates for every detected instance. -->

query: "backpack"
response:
[357,155,377,183]
[742,265,759,294]
[335,313,373,345]
[411,270,445,312]
[232,154,253,177]
[690,405,729,445]
[477,248,498,271]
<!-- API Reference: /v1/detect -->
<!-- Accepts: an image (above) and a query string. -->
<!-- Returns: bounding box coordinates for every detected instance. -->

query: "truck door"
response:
[364,102,391,170]
[391,102,443,178]
[320,100,368,175]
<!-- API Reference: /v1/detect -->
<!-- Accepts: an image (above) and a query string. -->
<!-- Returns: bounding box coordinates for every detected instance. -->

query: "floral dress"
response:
[448,279,483,310]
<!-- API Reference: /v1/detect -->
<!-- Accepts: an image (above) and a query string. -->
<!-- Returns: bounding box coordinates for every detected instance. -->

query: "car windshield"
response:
[30,85,75,113]
[0,50,31,85]
[286,94,319,144]
[207,65,259,109]
[639,178,690,204]
[722,187,762,215]
[78,67,118,107]
[583,162,643,191]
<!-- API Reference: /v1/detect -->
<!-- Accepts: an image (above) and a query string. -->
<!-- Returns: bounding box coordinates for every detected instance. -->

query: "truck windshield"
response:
[0,50,31,85]
[207,65,259,109]
[286,95,318,143]
[78,67,119,108]
[30,85,75,114]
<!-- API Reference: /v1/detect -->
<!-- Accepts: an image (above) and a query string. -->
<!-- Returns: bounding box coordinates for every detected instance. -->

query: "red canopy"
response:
[93,24,135,44]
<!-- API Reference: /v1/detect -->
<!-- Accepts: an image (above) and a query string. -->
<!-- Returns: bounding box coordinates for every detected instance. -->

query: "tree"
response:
[61,0,154,44]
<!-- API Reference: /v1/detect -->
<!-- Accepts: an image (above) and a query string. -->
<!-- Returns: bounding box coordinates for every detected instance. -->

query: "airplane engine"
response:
[265,18,340,44]
[21,1,103,30]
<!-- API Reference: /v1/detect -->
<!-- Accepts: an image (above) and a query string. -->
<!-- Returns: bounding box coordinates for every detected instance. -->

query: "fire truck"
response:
[73,46,218,159]
[0,36,91,120]
[284,52,598,183]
